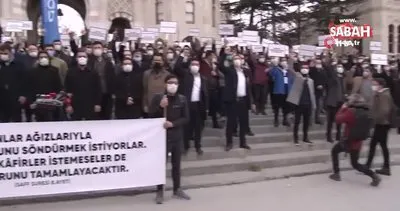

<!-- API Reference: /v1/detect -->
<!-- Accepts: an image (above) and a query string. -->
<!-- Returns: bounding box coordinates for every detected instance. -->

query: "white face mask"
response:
[147,50,154,56]
[190,65,200,74]
[77,57,88,66]
[167,53,174,60]
[133,56,142,62]
[0,54,10,61]
[233,59,241,67]
[122,65,133,72]
[272,59,279,65]
[258,58,265,63]
[280,62,288,68]
[29,51,38,58]
[372,85,378,91]
[166,84,178,94]
[175,50,181,55]
[336,67,344,73]
[39,58,49,66]
[93,49,103,57]
[86,48,92,54]
[362,71,370,77]
[342,60,348,64]
[316,64,322,69]
[54,45,62,51]
[300,68,309,75]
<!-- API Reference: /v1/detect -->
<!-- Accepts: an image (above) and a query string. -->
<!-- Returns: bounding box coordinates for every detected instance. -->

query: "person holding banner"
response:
[149,74,191,204]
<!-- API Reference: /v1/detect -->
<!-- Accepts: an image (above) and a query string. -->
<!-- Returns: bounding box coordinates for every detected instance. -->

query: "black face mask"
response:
[154,63,162,69]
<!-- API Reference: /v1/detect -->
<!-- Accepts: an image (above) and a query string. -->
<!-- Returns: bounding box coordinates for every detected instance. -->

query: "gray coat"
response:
[325,74,346,107]
[286,72,317,110]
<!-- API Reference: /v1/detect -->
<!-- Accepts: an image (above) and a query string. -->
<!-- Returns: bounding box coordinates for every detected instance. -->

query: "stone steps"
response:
[169,140,400,177]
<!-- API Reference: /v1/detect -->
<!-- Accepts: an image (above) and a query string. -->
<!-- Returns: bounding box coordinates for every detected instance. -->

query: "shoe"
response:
[196,148,204,156]
[274,118,279,127]
[376,168,391,176]
[329,173,341,181]
[173,189,191,200]
[233,132,238,137]
[225,144,233,152]
[303,139,313,145]
[246,131,255,136]
[294,140,300,146]
[370,174,381,187]
[326,136,334,143]
[282,119,290,127]
[240,144,251,150]
[155,191,164,204]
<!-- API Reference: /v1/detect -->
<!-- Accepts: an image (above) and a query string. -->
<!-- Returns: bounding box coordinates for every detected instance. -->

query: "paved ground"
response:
[3,167,399,211]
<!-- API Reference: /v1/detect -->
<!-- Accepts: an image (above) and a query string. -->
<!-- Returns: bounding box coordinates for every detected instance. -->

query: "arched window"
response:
[185,0,195,24]
[156,0,164,24]
[389,24,394,53]
[397,25,400,53]
[212,0,216,27]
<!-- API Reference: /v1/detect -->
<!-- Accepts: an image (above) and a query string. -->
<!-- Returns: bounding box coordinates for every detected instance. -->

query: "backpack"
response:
[347,108,373,141]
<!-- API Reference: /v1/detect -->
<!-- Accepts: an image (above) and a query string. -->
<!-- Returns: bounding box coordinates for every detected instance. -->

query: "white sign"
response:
[5,21,23,32]
[251,45,263,53]
[125,28,141,41]
[218,24,234,36]
[141,32,156,44]
[371,53,388,65]
[145,27,159,37]
[21,21,33,31]
[370,41,382,51]
[88,27,107,41]
[160,22,177,34]
[188,28,200,37]
[268,44,286,57]
[60,34,70,46]
[0,119,166,198]
[299,45,316,57]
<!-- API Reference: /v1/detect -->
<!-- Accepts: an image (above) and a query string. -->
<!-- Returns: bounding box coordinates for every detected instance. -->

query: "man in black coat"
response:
[149,74,191,204]
[174,56,209,155]
[218,49,254,151]
[0,43,28,122]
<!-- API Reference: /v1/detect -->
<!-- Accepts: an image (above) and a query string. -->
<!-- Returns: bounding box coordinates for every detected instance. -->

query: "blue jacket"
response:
[269,66,294,95]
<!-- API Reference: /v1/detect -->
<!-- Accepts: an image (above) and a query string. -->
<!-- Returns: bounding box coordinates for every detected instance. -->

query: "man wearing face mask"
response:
[287,64,316,145]
[29,51,62,122]
[353,68,374,110]
[43,45,69,86]
[218,51,253,151]
[149,74,191,204]
[88,41,116,120]
[146,46,155,59]
[366,78,394,176]
[309,59,327,124]
[132,50,150,72]
[251,54,268,115]
[177,60,208,155]
[0,43,28,122]
[53,40,72,65]
[166,48,178,73]
[325,62,346,143]
[143,53,170,116]
[199,48,221,128]
[65,49,102,120]
[269,58,294,127]
[114,57,143,119]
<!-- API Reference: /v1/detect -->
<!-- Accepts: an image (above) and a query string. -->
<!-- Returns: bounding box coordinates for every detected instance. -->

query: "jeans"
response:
[366,124,391,169]
[331,142,375,178]
[157,142,182,192]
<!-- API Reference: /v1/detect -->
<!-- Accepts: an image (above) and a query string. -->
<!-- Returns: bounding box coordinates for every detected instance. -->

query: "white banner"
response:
[371,53,388,65]
[218,24,234,36]
[88,27,107,41]
[370,41,382,51]
[160,21,177,34]
[298,44,316,57]
[268,44,286,57]
[0,119,166,198]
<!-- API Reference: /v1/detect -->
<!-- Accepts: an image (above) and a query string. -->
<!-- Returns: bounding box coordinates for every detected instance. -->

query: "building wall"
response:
[1,0,220,41]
